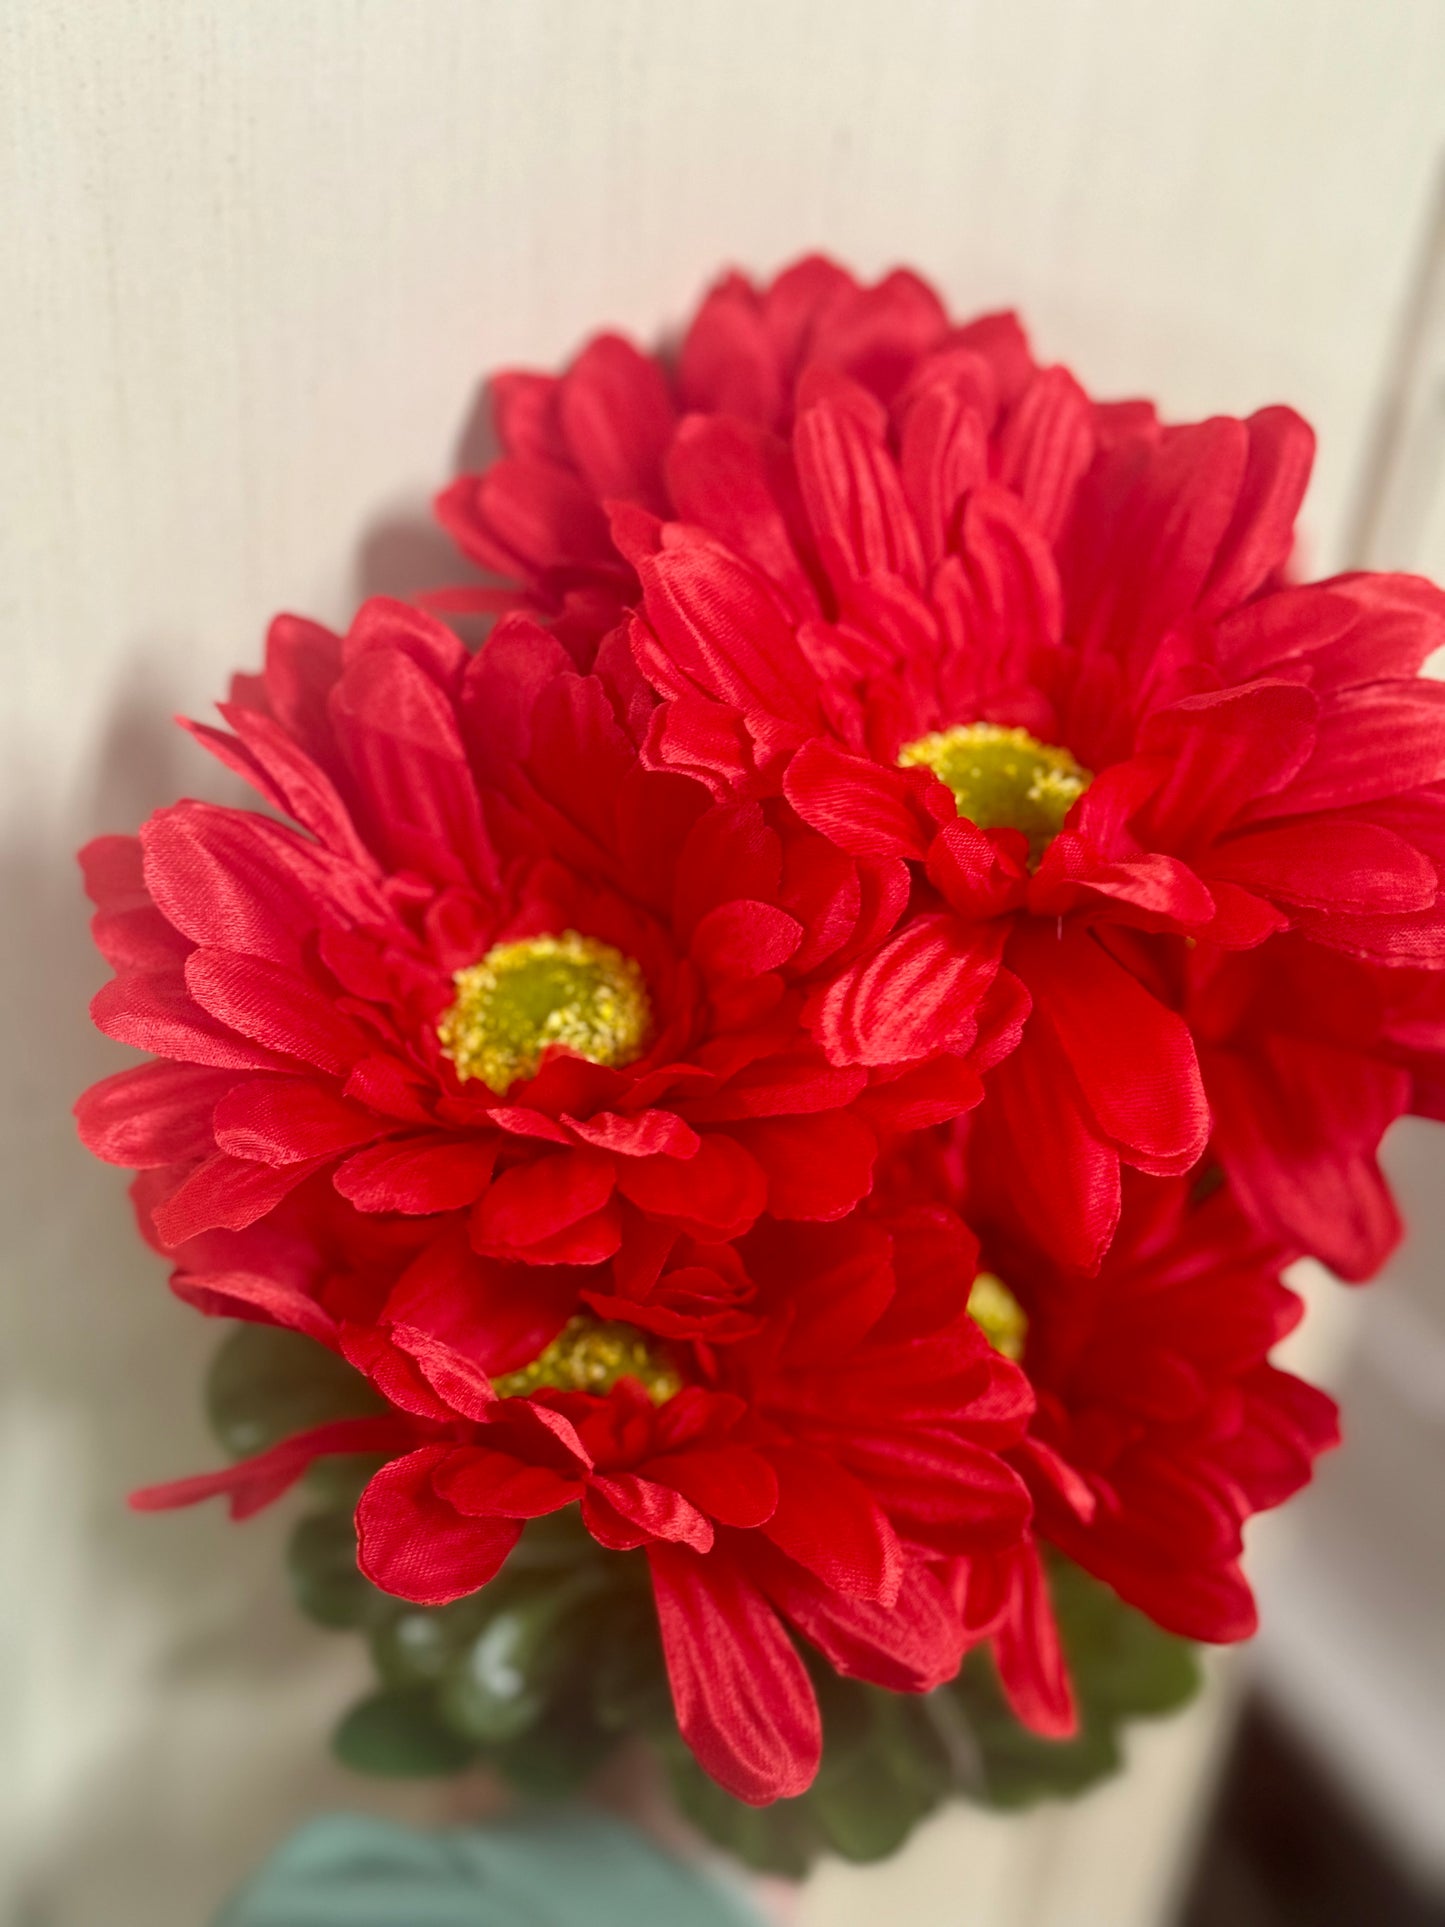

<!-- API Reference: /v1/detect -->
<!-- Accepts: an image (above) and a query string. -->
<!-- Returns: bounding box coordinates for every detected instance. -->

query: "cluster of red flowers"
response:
[80,257,1445,1803]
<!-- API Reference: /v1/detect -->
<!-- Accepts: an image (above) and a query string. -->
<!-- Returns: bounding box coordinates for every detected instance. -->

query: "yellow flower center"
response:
[898,723,1091,863]
[967,1272,1029,1362]
[438,931,651,1095]
[491,1316,682,1404]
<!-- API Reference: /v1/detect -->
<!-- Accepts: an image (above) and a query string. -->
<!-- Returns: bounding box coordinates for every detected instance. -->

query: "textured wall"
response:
[4,3,1444,1921]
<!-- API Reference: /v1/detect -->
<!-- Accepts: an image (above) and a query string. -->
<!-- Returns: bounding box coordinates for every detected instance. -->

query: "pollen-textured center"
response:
[899,723,1091,862]
[492,1316,682,1404]
[438,931,651,1095]
[967,1272,1029,1362]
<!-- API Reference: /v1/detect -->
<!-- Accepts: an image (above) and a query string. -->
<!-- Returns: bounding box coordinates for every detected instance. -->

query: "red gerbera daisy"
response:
[1011,1178,1337,1635]
[134,1201,1035,1804]
[899,1162,1341,1731]
[1186,936,1445,1280]
[436,256,1445,1278]
[435,255,996,655]
[615,364,1445,1272]
[78,598,996,1273]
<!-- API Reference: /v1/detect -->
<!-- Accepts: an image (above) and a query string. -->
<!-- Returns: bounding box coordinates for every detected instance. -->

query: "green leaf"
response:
[206,1325,383,1461]
[333,1687,475,1778]
[287,1510,385,1630]
[437,1570,610,1745]
[589,1596,674,1737]
[501,1508,612,1574]
[807,1685,952,1862]
[489,1699,619,1799]
[949,1558,1202,1810]
[810,1750,939,1863]
[806,1665,876,1779]
[658,1680,954,1874]
[304,1452,387,1508]
[867,1691,955,1800]
[666,1753,825,1879]
[1046,1558,1201,1719]
[952,1666,1124,1808]
[370,1596,491,1689]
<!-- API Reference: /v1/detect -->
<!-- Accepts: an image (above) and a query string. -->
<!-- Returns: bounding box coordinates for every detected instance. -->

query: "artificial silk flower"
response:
[134,1202,1035,1804]
[75,253,1445,1851]
[438,255,1445,1276]
[621,400,1445,1273]
[985,1175,1336,1643]
[1185,937,1445,1280]
[78,598,1001,1276]
[865,1150,1338,1732]
[435,256,974,654]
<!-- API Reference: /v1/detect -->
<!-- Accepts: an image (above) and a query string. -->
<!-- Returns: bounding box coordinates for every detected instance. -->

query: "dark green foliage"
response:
[668,1755,823,1879]
[485,1700,620,1800]
[333,1686,477,1777]
[287,1509,384,1630]
[947,1557,1203,1809]
[662,1680,958,1873]
[668,1562,1201,1870]
[810,1689,955,1862]
[206,1324,383,1461]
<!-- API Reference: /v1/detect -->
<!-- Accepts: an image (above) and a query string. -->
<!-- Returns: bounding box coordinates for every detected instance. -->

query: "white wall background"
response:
[4,4,1445,1923]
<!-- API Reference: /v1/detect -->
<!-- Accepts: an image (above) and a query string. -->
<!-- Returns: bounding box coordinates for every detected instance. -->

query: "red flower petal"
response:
[971,1019,1121,1271]
[507,1201,624,1266]
[1091,1556,1257,1644]
[335,1135,499,1214]
[1198,406,1315,617]
[1141,681,1318,848]
[1017,926,1208,1174]
[184,948,365,1074]
[211,1077,379,1166]
[169,1266,340,1348]
[995,365,1096,543]
[664,414,817,613]
[990,1544,1076,1738]
[689,900,803,980]
[750,1542,965,1691]
[1206,1034,1409,1280]
[763,1445,902,1605]
[131,1418,412,1522]
[383,1224,579,1373]
[1272,682,1445,815]
[614,1131,767,1237]
[784,738,941,858]
[635,534,822,738]
[357,1446,523,1605]
[586,1473,715,1552]
[808,914,1006,1067]
[793,391,925,595]
[559,334,674,505]
[730,1110,875,1221]
[151,1152,326,1248]
[433,1447,583,1519]
[75,1061,233,1168]
[470,1148,616,1251]
[385,1323,500,1422]
[839,1431,1033,1553]
[1207,818,1437,916]
[648,1543,821,1804]
[140,802,388,964]
[562,1108,699,1159]
[639,1446,779,1529]
[91,970,283,1072]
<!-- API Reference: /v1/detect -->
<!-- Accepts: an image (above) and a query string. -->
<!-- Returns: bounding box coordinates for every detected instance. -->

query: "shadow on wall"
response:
[4,548,504,1919]
[354,379,497,610]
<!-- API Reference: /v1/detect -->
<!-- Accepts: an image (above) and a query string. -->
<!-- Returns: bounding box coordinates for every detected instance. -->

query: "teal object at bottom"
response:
[218,1807,766,1927]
